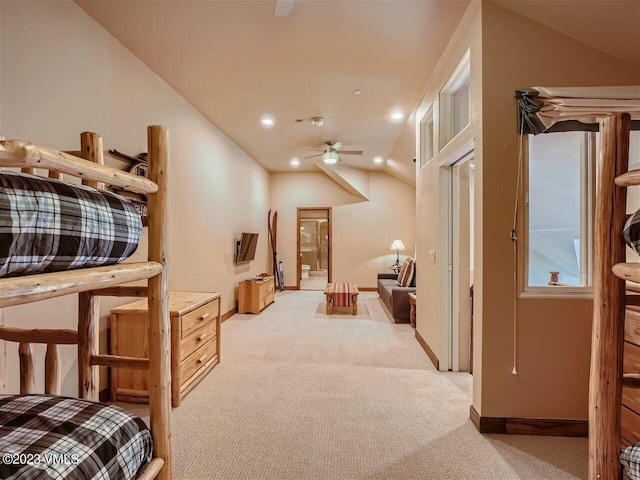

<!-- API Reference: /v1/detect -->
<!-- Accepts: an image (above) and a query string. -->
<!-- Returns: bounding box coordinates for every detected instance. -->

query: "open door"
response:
[297,208,332,290]
[441,146,474,372]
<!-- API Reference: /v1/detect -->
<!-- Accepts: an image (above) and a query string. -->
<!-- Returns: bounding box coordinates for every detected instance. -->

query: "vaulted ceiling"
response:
[76,0,639,187]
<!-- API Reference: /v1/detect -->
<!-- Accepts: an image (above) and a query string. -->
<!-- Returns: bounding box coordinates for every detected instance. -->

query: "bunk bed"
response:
[0,126,172,479]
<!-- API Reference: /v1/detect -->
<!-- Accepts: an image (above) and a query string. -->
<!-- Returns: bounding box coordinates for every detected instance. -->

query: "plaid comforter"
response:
[0,395,152,480]
[0,171,142,278]
[625,209,640,256]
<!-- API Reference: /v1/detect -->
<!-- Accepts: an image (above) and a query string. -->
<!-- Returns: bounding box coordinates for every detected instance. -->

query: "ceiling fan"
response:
[304,141,363,164]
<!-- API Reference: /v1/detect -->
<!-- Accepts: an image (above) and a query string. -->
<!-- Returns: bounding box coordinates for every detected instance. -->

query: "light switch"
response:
[428,250,436,262]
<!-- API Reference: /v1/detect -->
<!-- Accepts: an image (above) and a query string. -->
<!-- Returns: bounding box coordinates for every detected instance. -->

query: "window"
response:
[525,131,595,290]
[419,107,434,168]
[440,49,470,148]
[524,130,640,293]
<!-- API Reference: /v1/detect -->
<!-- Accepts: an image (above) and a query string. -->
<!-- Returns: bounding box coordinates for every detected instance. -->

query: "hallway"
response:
[168,291,587,479]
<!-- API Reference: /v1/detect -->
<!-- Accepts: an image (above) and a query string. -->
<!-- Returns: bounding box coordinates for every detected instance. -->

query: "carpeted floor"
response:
[147,291,588,479]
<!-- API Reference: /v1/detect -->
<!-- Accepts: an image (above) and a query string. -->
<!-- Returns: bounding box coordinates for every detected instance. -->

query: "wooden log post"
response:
[77,132,103,401]
[45,344,61,395]
[18,342,35,394]
[589,113,631,480]
[80,132,105,190]
[78,292,99,401]
[147,125,173,479]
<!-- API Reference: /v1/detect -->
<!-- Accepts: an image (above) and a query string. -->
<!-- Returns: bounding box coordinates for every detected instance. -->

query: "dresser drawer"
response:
[181,320,217,360]
[181,339,217,383]
[181,299,219,338]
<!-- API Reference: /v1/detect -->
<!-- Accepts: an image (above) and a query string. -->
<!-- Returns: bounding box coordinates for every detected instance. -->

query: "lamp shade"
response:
[322,151,339,164]
[390,240,405,251]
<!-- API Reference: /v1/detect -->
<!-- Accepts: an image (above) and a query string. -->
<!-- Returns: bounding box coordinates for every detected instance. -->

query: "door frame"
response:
[296,207,332,290]
[439,140,474,372]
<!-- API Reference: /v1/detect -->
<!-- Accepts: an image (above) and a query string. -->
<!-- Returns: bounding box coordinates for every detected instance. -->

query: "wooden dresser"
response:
[238,275,275,314]
[110,291,221,407]
[622,305,640,448]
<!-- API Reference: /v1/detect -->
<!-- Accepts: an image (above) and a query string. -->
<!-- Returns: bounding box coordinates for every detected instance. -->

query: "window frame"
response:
[519,131,597,298]
[419,106,434,169]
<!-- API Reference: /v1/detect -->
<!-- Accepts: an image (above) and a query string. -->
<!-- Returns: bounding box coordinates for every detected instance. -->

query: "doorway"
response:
[440,143,474,372]
[297,208,332,290]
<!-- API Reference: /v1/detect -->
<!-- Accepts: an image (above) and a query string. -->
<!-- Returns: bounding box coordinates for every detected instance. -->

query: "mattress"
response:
[0,171,142,278]
[0,394,152,480]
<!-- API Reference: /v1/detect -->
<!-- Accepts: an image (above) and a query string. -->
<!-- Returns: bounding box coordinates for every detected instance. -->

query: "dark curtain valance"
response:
[516,86,640,135]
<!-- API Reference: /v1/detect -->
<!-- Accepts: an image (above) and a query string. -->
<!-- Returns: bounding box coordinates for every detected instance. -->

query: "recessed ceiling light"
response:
[353,89,362,95]
[290,158,300,167]
[373,156,384,164]
[261,117,275,127]
[389,111,405,122]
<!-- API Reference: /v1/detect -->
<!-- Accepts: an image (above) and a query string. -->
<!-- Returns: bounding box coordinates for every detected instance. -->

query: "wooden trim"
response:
[469,406,588,437]
[0,262,162,308]
[221,307,236,323]
[0,326,78,345]
[0,139,158,194]
[415,329,439,370]
[284,286,299,291]
[359,287,378,292]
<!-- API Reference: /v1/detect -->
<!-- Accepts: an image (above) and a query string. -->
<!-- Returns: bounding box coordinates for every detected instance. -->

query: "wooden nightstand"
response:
[110,291,221,407]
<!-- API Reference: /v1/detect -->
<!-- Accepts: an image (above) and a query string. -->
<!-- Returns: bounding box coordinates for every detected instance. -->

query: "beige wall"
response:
[478,1,639,418]
[414,2,483,393]
[416,0,640,420]
[270,171,415,289]
[0,1,270,395]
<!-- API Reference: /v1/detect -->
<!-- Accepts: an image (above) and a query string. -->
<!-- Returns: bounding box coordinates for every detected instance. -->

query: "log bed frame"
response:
[0,126,172,480]
[590,112,635,480]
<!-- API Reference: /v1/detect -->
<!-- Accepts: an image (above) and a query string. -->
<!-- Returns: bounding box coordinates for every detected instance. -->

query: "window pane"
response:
[528,132,583,286]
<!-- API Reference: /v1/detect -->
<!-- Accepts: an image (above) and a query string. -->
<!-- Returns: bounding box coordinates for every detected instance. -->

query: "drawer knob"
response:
[197,333,208,342]
[197,354,208,364]
[635,328,640,336]
[198,313,211,322]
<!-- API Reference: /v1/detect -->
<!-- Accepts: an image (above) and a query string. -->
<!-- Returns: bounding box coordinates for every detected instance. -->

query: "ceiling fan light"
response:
[322,151,339,164]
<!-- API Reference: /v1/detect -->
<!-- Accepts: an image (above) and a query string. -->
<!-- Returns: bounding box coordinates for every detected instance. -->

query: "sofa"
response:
[377,271,416,323]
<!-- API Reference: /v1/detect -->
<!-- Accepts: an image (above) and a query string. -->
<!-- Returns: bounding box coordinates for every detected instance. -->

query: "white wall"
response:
[0,1,270,395]
[270,171,415,289]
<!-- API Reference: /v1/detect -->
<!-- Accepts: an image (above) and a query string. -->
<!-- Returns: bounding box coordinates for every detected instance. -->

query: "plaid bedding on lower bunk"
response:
[622,443,640,480]
[0,395,152,480]
[0,171,142,278]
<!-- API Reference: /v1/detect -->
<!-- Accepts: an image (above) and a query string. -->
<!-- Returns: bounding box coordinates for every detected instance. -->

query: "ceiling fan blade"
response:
[304,153,323,159]
[303,146,325,152]
[332,141,344,151]
[338,150,363,155]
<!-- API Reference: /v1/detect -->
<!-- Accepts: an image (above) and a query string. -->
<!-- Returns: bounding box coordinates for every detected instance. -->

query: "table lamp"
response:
[389,240,405,273]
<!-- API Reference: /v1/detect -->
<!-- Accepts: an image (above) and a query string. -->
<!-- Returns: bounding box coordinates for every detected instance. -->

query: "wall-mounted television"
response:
[235,232,259,264]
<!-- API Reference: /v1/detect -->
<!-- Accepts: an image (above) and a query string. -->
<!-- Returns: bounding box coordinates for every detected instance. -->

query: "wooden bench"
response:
[324,283,359,315]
